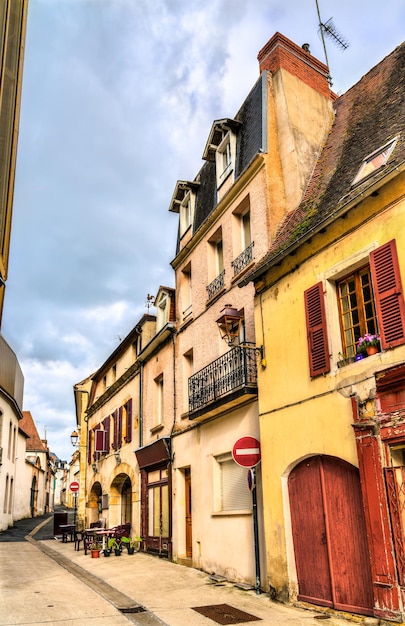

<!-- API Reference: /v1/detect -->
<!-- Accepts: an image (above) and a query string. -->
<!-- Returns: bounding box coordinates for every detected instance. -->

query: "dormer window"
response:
[168,180,199,239]
[352,137,398,186]
[156,292,169,331]
[202,118,242,190]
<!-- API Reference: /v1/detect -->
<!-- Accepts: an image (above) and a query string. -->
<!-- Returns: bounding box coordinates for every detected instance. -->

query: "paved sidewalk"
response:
[23,515,372,626]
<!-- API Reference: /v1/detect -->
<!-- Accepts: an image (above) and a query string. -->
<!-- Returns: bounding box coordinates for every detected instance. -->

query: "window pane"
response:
[161,485,169,536]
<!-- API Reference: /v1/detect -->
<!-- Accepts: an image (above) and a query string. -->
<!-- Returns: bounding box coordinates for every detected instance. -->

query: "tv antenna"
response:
[315,0,349,85]
[146,293,155,310]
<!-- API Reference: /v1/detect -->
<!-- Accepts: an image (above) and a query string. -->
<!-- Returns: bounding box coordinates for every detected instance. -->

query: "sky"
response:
[2,0,404,462]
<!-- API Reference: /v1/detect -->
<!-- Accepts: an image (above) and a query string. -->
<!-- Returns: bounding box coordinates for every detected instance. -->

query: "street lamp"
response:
[70,430,79,446]
[215,304,243,346]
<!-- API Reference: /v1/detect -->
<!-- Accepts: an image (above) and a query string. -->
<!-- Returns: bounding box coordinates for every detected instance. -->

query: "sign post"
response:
[232,436,262,595]
[69,482,79,525]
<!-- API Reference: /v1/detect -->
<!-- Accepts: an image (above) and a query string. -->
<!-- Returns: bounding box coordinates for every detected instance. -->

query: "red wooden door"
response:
[289,456,374,616]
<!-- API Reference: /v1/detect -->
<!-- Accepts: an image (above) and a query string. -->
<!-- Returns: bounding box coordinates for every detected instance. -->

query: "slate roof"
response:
[181,74,264,243]
[240,40,405,284]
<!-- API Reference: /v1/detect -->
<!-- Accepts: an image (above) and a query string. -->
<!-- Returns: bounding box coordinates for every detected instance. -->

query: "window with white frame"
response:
[156,292,169,331]
[180,191,194,237]
[154,374,164,427]
[216,130,236,187]
[214,452,251,512]
[181,263,192,323]
[183,349,193,415]
[352,137,397,186]
[207,229,225,300]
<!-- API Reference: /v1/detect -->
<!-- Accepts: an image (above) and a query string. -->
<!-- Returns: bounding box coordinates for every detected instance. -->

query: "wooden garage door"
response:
[288,456,374,616]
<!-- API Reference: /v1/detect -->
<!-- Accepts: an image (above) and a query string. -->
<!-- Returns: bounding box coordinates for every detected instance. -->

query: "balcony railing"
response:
[231,242,254,277]
[206,270,225,301]
[188,346,258,417]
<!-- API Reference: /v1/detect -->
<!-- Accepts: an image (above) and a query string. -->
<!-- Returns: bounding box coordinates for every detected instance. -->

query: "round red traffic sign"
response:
[232,436,261,468]
[69,481,80,492]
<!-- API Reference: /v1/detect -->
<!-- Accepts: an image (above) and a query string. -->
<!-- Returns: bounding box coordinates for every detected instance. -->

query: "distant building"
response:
[20,411,54,516]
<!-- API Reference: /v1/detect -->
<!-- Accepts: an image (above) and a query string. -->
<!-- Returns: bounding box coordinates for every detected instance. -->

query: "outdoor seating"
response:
[111,522,131,539]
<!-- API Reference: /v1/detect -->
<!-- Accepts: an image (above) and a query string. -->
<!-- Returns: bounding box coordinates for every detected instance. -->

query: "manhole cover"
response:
[192,604,261,625]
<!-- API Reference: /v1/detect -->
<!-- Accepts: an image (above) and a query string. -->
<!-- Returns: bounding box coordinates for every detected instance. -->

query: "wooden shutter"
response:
[370,240,405,349]
[126,399,132,443]
[102,416,110,452]
[118,406,123,448]
[87,430,93,465]
[113,409,119,449]
[304,282,330,377]
[93,424,101,460]
[95,429,106,453]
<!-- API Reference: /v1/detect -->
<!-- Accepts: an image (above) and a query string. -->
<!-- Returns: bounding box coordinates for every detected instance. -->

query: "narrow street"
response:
[0,514,374,626]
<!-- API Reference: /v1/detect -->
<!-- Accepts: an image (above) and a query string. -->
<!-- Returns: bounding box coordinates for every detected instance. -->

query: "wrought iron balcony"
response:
[206,270,225,301]
[188,346,258,420]
[231,242,254,277]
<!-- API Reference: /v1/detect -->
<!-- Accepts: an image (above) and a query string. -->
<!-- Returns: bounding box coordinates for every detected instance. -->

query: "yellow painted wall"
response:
[255,173,405,598]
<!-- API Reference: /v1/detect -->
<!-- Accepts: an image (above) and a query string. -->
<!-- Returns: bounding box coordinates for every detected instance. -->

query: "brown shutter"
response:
[102,416,110,452]
[304,282,330,377]
[93,424,101,460]
[95,429,106,453]
[126,399,132,443]
[370,240,405,349]
[88,430,93,464]
[118,406,123,448]
[113,409,118,449]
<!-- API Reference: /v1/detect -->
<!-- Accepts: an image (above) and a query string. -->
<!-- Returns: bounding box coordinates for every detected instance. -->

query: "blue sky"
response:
[2,0,404,461]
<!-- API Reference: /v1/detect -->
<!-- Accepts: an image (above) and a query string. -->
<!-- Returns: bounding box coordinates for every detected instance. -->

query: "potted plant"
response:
[357,334,380,356]
[107,537,122,556]
[90,534,102,558]
[120,535,142,555]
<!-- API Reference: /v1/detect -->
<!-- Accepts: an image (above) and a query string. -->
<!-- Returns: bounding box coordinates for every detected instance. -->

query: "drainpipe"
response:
[139,362,144,448]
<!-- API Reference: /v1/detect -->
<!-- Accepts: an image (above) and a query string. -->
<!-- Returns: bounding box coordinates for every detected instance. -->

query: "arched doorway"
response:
[88,481,102,525]
[30,476,37,517]
[110,473,132,527]
[288,455,373,616]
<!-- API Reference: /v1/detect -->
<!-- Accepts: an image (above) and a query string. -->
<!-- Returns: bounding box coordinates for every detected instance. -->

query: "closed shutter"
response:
[87,430,92,465]
[118,406,123,448]
[221,459,251,510]
[304,282,330,377]
[95,429,106,453]
[102,416,110,452]
[113,409,119,449]
[370,240,405,349]
[126,399,132,443]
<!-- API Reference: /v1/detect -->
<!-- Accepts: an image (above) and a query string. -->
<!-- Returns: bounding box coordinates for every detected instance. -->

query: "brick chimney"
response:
[258,32,332,99]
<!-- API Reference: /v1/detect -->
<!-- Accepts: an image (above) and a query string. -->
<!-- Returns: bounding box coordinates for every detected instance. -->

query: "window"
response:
[112,363,117,382]
[214,453,251,512]
[352,137,397,186]
[337,266,379,358]
[305,240,405,376]
[156,292,169,331]
[232,202,254,276]
[181,263,192,323]
[147,467,169,538]
[183,349,193,414]
[154,374,164,427]
[180,192,193,236]
[207,229,225,301]
[202,119,240,191]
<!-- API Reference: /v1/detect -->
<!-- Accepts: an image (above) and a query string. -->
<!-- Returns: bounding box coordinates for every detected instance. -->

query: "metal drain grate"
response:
[192,604,261,625]
[118,606,146,614]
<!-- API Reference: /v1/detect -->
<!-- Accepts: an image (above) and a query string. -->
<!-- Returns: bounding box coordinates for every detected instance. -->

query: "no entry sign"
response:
[69,481,80,492]
[232,436,261,468]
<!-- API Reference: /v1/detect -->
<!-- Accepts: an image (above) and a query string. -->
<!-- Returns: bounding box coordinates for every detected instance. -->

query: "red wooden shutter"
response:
[126,399,132,443]
[102,416,110,452]
[370,240,405,349]
[88,430,93,464]
[95,429,106,453]
[113,409,119,449]
[93,424,101,461]
[118,406,123,448]
[304,282,330,377]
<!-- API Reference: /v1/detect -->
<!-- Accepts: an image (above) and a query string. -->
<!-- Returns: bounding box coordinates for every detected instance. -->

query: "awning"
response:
[134,437,171,469]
